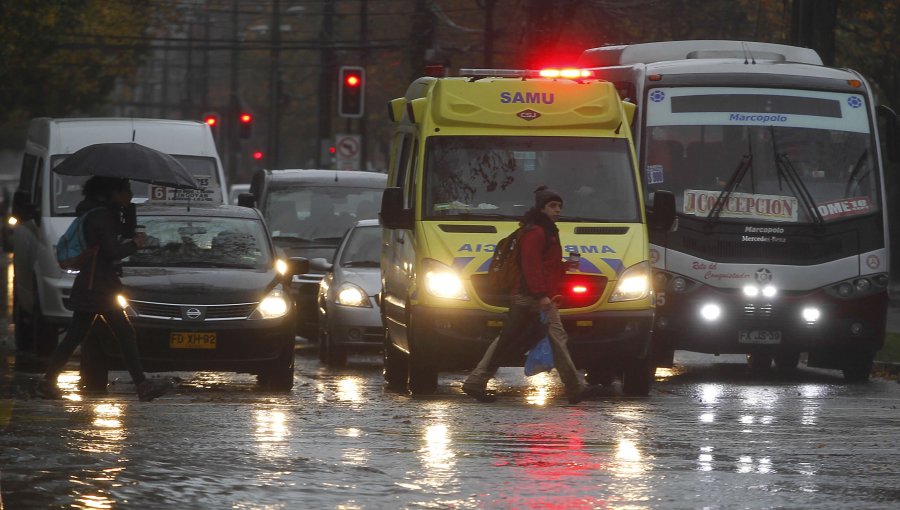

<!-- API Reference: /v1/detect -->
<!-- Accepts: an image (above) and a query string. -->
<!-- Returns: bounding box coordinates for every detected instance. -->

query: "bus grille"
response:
[682,237,844,265]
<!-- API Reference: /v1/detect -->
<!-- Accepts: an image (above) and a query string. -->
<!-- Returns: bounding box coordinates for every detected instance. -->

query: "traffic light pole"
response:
[360,0,368,170]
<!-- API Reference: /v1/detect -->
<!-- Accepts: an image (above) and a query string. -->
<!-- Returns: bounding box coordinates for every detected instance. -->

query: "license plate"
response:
[169,332,217,349]
[738,330,782,344]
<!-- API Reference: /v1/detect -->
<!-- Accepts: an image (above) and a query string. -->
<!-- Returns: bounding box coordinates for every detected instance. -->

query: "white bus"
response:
[579,40,899,380]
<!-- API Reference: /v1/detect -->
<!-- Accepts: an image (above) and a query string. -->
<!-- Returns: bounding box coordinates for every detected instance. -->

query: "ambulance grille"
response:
[438,224,497,233]
[574,226,630,235]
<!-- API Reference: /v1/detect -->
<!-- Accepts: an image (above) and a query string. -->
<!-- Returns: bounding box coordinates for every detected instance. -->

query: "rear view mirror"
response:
[380,187,413,230]
[237,192,256,208]
[649,190,676,231]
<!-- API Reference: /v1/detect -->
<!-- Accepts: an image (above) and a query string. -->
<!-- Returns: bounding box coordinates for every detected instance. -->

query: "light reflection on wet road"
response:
[2,346,900,509]
[2,254,899,509]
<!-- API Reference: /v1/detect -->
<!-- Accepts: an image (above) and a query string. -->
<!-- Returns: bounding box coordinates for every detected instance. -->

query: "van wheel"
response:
[383,332,409,389]
[31,296,59,358]
[622,357,653,396]
[585,366,615,386]
[257,344,295,391]
[406,314,438,395]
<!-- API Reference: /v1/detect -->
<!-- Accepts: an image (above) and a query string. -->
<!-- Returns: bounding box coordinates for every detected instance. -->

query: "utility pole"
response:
[269,0,282,168]
[360,0,368,170]
[791,0,838,66]
[316,1,335,168]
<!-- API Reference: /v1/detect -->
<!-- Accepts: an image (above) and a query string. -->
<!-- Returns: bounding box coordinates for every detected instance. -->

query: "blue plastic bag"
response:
[524,312,554,376]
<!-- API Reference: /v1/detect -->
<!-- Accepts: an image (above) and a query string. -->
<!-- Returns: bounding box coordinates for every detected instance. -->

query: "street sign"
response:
[335,134,361,170]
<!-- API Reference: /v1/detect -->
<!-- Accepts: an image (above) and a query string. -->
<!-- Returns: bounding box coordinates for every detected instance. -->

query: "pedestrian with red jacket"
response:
[463,186,587,403]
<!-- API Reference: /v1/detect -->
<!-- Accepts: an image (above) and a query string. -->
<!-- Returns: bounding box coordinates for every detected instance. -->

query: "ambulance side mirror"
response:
[237,192,256,208]
[380,187,413,230]
[877,105,899,163]
[649,190,676,231]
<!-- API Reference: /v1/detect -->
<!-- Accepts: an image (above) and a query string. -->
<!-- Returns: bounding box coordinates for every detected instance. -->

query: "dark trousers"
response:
[45,310,146,385]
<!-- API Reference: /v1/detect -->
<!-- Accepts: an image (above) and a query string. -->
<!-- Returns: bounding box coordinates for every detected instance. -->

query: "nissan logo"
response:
[185,307,202,320]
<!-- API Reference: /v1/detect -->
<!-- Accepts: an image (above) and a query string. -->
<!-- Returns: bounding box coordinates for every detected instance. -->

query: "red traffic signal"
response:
[239,113,253,124]
[252,150,264,161]
[338,66,365,118]
[239,112,253,138]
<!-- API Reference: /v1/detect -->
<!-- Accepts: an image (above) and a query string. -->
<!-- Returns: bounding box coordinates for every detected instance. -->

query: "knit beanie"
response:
[534,185,563,209]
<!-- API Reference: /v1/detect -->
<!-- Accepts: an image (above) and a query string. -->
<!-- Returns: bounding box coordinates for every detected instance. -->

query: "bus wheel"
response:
[842,352,873,383]
[774,352,800,372]
[383,330,409,390]
[622,357,653,396]
[747,353,773,372]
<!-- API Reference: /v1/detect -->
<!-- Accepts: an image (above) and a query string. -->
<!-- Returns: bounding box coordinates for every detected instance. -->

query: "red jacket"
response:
[515,224,564,299]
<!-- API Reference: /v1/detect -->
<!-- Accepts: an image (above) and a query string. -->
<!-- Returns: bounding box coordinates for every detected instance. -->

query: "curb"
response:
[873,360,900,381]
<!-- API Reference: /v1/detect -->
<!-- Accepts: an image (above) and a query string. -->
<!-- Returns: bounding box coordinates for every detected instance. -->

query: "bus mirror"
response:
[237,192,256,208]
[650,190,676,231]
[877,105,899,163]
[380,187,413,229]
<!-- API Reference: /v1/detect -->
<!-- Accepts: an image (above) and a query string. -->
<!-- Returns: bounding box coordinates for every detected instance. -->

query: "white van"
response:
[12,117,228,359]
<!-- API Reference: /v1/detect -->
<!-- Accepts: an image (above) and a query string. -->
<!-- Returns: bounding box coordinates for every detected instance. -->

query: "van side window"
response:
[406,139,419,209]
[33,158,43,211]
[18,154,37,194]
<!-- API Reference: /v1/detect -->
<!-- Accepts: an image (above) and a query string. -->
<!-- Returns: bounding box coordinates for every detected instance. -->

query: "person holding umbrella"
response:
[35,176,172,401]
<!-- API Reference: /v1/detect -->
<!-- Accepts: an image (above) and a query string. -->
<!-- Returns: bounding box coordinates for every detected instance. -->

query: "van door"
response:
[13,153,41,309]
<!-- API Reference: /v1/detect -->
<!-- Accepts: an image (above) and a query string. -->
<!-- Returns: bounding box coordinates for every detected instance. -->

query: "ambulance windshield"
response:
[423,136,640,222]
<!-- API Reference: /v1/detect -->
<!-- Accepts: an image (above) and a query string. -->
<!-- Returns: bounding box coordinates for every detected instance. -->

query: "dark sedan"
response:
[79,204,307,391]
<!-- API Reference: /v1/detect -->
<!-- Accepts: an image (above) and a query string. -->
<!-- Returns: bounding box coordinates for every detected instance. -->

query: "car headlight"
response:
[609,262,651,302]
[275,258,288,276]
[336,283,372,307]
[116,294,137,318]
[422,258,469,300]
[250,289,290,319]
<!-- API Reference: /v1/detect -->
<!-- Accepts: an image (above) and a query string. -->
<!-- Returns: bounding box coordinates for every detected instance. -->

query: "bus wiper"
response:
[705,153,753,231]
[770,126,825,228]
[843,149,870,197]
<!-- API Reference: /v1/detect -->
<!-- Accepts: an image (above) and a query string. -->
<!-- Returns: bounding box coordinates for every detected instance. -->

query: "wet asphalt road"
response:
[3,326,900,509]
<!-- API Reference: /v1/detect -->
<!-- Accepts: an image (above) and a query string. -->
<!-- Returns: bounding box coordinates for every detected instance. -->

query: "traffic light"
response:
[338,66,365,118]
[239,112,253,139]
[252,150,264,161]
[202,112,219,129]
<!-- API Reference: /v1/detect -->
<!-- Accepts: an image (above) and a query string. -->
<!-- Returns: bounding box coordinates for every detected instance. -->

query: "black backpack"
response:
[486,225,552,294]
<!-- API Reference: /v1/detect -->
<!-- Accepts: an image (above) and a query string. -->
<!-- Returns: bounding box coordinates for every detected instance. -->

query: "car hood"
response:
[334,267,381,296]
[121,267,278,304]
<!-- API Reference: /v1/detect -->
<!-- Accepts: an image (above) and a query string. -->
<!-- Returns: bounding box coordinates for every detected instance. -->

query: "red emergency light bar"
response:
[459,68,595,80]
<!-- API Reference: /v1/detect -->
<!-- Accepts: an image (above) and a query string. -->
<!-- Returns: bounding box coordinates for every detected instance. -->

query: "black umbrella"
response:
[52,142,201,190]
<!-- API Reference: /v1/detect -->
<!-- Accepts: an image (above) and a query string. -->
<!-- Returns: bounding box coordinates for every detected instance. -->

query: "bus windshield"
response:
[643,87,878,224]
[423,136,640,222]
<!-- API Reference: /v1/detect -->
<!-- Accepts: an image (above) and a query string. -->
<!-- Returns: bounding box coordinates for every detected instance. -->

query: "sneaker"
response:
[462,381,497,403]
[566,385,588,405]
[35,379,64,400]
[136,379,173,402]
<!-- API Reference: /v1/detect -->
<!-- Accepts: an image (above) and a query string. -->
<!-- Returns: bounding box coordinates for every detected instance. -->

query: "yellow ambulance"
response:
[379,68,675,395]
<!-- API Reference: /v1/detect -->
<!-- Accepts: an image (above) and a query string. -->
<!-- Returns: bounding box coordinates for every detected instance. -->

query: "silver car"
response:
[316,220,383,366]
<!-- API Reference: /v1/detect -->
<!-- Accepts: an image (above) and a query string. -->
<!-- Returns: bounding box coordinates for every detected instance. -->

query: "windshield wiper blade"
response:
[705,153,753,231]
[770,126,825,228]
[844,149,871,197]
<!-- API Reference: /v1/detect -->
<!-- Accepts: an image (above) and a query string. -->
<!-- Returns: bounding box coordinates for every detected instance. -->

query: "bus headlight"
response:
[700,303,722,321]
[250,289,290,319]
[423,259,469,300]
[336,283,371,307]
[609,262,650,302]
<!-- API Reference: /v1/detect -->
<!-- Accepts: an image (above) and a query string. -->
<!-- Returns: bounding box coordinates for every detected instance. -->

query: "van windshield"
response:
[50,155,223,216]
[423,136,639,222]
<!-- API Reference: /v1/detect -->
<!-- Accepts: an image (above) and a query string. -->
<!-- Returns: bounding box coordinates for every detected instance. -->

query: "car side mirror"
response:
[237,192,256,208]
[288,257,309,277]
[309,257,333,272]
[649,190,676,231]
[380,187,413,230]
[11,190,34,222]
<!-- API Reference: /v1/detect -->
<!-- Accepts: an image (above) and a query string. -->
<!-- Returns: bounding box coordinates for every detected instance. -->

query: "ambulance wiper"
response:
[705,153,753,232]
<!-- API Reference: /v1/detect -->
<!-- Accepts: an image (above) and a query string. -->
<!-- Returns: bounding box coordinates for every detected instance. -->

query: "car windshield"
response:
[339,225,382,267]
[263,186,383,243]
[124,216,271,269]
[423,136,640,222]
[50,155,223,216]
[643,87,879,224]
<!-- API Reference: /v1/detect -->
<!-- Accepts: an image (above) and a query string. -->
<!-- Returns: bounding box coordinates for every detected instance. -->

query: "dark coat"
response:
[515,209,564,299]
[68,198,137,312]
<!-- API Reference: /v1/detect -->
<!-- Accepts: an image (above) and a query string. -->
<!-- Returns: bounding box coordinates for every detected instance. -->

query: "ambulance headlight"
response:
[423,259,469,301]
[609,262,650,302]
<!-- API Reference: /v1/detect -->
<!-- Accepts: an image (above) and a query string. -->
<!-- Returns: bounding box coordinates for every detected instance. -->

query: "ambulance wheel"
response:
[622,357,653,396]
[406,314,438,395]
[747,353,773,372]
[842,351,873,383]
[383,331,409,389]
